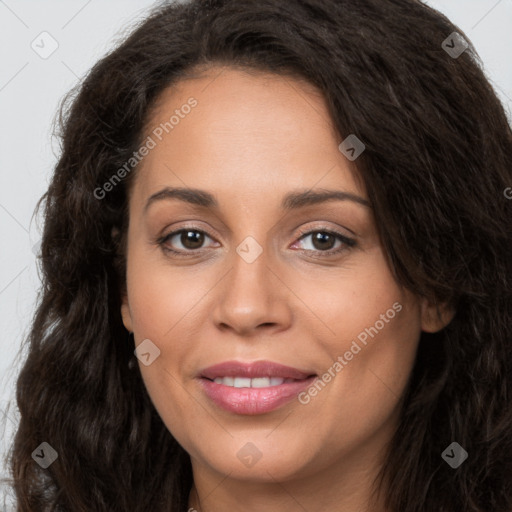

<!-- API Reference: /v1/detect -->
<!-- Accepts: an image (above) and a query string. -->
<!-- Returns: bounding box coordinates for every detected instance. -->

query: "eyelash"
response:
[156,225,357,259]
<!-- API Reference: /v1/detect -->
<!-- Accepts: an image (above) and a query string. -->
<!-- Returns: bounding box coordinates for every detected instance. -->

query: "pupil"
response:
[313,232,334,250]
[182,230,203,249]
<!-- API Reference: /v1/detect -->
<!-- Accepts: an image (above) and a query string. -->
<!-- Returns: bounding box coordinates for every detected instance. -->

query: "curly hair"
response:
[3,0,512,510]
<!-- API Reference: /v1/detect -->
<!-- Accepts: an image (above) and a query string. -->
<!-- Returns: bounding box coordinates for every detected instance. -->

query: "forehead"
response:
[132,66,366,203]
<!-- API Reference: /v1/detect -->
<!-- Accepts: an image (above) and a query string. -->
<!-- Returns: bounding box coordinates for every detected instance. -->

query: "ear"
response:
[420,297,456,333]
[121,295,134,333]
[112,225,133,332]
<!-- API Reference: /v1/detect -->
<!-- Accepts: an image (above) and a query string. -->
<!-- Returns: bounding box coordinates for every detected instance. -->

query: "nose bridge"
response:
[212,231,290,333]
[228,234,274,309]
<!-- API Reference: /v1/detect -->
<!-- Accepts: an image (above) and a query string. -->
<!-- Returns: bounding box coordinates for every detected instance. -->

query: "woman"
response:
[6,0,512,510]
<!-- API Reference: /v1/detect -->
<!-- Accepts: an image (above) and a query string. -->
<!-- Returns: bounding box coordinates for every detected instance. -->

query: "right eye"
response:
[158,228,219,256]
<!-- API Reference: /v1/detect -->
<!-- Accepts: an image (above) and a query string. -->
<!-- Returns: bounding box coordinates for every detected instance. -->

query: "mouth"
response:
[199,359,315,381]
[203,376,306,387]
[197,360,317,415]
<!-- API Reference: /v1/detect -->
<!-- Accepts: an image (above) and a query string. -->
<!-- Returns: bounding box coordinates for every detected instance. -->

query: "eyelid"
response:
[293,225,356,252]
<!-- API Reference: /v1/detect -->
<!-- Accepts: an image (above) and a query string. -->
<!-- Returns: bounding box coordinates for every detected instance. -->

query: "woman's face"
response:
[121,66,449,486]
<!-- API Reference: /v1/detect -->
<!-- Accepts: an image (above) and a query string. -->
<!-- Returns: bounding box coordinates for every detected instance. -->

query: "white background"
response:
[1,0,511,502]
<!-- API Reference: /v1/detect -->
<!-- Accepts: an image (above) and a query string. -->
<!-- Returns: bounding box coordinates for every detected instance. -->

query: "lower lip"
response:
[198,376,317,415]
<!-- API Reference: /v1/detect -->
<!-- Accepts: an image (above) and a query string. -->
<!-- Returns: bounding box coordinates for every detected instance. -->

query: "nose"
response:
[212,239,293,337]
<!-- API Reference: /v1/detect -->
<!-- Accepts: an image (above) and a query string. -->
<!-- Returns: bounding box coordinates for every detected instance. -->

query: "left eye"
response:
[292,229,356,254]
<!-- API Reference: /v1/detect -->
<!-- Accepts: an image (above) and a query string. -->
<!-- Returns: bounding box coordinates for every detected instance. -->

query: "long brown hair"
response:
[4,0,512,510]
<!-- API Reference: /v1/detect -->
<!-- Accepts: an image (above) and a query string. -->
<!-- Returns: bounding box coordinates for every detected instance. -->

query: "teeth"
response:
[234,377,251,388]
[252,377,276,388]
[212,376,296,387]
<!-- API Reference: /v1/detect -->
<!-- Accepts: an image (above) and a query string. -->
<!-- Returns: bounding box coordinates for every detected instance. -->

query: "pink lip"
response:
[198,360,317,415]
[199,360,315,380]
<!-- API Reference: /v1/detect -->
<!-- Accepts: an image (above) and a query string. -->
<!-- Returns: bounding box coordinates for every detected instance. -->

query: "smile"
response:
[199,375,318,415]
[209,376,300,387]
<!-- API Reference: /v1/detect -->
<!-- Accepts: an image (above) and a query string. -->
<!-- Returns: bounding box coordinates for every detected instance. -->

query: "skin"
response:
[120,65,454,512]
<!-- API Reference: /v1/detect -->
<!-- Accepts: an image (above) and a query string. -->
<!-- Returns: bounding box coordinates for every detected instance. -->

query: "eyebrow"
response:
[144,186,371,213]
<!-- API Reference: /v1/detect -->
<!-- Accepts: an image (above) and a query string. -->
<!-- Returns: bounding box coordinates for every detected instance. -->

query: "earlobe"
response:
[420,298,456,333]
[120,297,133,332]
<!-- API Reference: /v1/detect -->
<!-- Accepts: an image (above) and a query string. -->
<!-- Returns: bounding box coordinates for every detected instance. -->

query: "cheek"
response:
[292,246,420,352]
[294,247,421,419]
[124,243,194,375]
[125,241,205,337]
[125,251,205,439]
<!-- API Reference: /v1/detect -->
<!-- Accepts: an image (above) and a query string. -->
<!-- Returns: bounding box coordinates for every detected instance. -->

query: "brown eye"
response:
[159,228,217,255]
[310,232,337,251]
[293,228,356,257]
[178,230,205,250]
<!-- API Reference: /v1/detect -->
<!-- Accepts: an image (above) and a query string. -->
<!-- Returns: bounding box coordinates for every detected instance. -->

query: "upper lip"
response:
[199,360,316,380]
